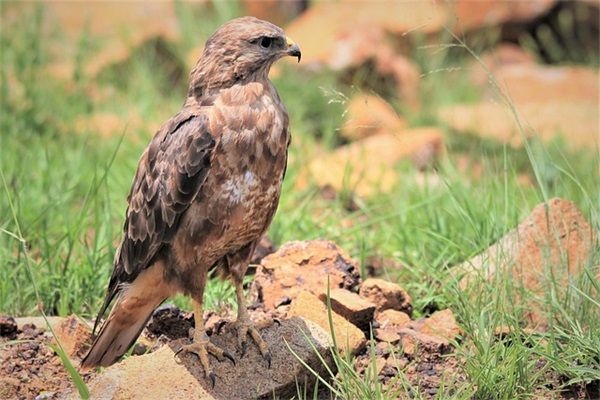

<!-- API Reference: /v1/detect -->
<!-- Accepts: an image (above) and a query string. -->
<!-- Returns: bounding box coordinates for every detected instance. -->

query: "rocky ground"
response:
[1,198,598,399]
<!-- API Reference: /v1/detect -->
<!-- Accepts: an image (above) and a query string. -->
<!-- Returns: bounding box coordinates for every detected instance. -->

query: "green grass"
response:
[1,2,598,399]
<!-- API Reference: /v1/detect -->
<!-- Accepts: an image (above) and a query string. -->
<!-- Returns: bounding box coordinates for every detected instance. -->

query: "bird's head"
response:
[189,16,301,98]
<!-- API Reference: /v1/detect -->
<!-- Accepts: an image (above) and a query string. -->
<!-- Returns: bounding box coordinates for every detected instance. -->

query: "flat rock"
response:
[289,291,366,357]
[318,288,376,332]
[359,278,413,316]
[77,317,334,400]
[251,239,361,311]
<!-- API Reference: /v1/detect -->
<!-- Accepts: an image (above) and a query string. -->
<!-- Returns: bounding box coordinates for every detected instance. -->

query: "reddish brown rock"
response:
[396,309,459,357]
[420,309,460,340]
[373,309,411,344]
[319,288,376,332]
[457,198,598,325]
[251,239,361,311]
[51,314,91,360]
[359,278,413,316]
[447,0,558,33]
[289,291,366,356]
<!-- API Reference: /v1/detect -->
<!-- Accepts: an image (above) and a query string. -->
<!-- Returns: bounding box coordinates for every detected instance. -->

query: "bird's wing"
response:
[93,106,215,332]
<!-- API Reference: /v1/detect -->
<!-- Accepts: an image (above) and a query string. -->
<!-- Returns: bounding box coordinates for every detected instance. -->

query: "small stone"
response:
[289,291,366,356]
[319,288,376,331]
[359,278,413,316]
[0,315,18,338]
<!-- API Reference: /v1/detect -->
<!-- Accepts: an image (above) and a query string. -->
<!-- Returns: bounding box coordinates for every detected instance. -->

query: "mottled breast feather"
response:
[95,107,215,328]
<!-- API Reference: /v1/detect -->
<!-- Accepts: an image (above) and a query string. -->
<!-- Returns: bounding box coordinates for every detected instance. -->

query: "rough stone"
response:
[318,288,376,332]
[373,310,411,344]
[288,291,366,357]
[77,317,335,400]
[359,278,413,316]
[0,315,18,338]
[420,309,460,340]
[397,310,459,358]
[50,314,91,360]
[251,239,361,311]
[457,198,598,325]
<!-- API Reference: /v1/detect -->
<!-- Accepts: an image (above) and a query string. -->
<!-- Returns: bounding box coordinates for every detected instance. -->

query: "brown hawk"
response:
[81,17,301,385]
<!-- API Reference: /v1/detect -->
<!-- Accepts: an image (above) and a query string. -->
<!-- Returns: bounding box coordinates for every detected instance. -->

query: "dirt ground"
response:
[0,310,597,400]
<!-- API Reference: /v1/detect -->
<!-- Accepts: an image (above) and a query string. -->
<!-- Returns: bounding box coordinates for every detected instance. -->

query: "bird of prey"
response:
[81,16,301,385]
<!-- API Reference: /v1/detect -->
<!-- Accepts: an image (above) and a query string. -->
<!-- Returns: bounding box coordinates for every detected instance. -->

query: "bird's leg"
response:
[175,299,234,386]
[231,277,272,367]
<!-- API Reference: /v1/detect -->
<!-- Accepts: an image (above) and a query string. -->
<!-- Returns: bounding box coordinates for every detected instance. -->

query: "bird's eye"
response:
[259,37,272,49]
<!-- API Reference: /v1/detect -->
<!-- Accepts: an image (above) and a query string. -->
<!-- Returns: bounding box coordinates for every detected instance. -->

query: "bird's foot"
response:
[175,332,235,387]
[228,317,272,368]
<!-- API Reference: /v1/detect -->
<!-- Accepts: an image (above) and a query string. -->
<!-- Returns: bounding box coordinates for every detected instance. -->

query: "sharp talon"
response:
[174,347,184,357]
[223,350,236,366]
[216,320,227,335]
[240,341,247,358]
[209,371,215,388]
[265,351,272,369]
[273,318,281,326]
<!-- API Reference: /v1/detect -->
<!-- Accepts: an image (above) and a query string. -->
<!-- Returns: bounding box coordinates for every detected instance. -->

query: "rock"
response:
[13,316,64,331]
[289,291,366,356]
[77,317,335,400]
[420,309,460,340]
[340,94,406,141]
[5,2,183,79]
[284,2,445,68]
[251,239,361,311]
[469,43,536,87]
[50,314,91,360]
[305,128,444,197]
[318,288,376,332]
[440,65,599,151]
[373,310,411,344]
[448,0,558,34]
[377,309,412,327]
[457,198,598,325]
[359,278,413,316]
[0,315,18,338]
[397,310,459,357]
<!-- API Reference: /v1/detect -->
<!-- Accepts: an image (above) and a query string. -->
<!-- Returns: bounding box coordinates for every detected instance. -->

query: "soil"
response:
[0,310,597,400]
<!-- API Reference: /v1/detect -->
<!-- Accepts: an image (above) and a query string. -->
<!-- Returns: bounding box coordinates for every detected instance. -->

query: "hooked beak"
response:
[286,36,301,63]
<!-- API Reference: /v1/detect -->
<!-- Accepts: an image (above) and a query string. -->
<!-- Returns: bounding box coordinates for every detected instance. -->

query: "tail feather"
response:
[81,263,172,369]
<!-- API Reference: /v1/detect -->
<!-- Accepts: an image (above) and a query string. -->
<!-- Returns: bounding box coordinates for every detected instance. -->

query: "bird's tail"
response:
[81,265,171,369]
